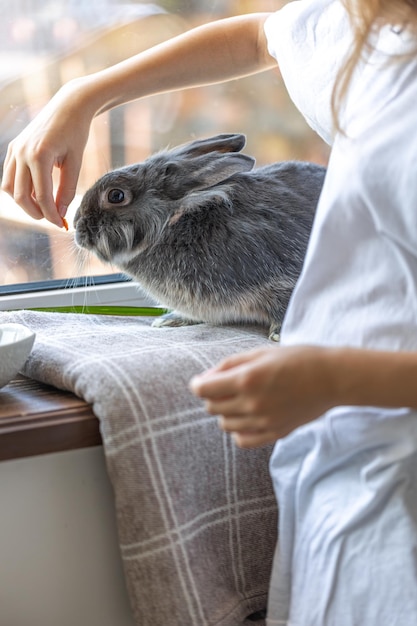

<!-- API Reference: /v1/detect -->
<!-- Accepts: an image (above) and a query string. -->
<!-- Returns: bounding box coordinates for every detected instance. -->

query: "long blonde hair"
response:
[332,0,417,130]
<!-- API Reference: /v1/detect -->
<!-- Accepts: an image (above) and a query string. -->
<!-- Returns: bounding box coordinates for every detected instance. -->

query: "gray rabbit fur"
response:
[74,133,326,340]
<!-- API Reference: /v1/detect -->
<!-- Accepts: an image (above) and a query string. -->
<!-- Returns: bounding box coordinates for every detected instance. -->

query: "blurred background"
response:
[0,0,329,288]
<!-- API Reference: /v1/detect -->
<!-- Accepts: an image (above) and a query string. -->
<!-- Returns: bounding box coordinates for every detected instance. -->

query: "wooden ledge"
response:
[0,376,101,461]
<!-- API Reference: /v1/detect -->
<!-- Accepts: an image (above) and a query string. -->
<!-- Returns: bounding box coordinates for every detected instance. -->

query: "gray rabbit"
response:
[74,134,326,340]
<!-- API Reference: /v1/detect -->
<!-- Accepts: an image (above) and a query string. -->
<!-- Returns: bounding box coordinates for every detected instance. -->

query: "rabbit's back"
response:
[121,160,325,327]
[137,160,325,281]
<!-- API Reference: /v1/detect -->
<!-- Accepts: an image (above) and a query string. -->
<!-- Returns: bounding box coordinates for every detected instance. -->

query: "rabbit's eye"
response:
[107,189,126,204]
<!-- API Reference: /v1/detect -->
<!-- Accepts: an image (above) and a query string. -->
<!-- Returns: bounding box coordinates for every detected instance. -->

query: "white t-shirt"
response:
[265,0,417,353]
[263,2,417,625]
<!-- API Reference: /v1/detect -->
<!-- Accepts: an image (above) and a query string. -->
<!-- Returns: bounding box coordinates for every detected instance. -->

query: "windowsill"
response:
[0,281,157,462]
[0,376,101,462]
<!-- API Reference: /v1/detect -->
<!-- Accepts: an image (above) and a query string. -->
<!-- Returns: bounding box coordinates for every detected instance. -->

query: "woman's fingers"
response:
[1,156,17,202]
[2,137,62,225]
[27,159,63,225]
[208,347,272,375]
[217,413,265,432]
[3,149,76,227]
[55,154,82,217]
[11,159,45,220]
[218,414,278,448]
[190,347,272,400]
[190,369,241,401]
[231,430,278,449]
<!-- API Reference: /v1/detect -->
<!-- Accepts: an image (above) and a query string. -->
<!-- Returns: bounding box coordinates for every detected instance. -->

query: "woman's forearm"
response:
[327,347,417,410]
[78,14,275,118]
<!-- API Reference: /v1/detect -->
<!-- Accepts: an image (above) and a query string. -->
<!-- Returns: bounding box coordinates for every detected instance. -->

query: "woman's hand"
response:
[1,79,93,227]
[190,345,337,448]
[190,343,417,448]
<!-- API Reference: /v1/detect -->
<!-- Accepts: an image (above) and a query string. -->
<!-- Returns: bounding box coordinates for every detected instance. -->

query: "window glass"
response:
[0,0,329,288]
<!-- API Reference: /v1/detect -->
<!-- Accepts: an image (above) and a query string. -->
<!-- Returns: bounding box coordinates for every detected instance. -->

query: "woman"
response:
[3,1,417,622]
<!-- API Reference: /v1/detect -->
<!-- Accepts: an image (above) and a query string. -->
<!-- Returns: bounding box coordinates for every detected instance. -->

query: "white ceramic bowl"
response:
[0,323,36,390]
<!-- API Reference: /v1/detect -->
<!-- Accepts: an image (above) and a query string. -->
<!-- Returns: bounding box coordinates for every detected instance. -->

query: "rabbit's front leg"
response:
[268,322,281,342]
[152,311,203,329]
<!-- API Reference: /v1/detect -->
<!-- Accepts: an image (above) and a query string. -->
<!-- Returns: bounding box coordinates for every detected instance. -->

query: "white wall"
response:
[0,446,136,626]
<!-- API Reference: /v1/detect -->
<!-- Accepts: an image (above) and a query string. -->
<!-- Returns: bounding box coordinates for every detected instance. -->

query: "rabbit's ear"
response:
[173,133,246,157]
[194,151,255,185]
[169,186,236,225]
[164,152,255,199]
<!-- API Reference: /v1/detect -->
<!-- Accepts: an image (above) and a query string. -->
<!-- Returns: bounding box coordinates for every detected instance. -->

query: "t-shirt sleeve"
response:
[264,0,352,145]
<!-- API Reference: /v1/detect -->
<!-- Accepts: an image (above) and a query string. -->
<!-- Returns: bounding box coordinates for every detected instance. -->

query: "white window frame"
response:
[0,281,157,311]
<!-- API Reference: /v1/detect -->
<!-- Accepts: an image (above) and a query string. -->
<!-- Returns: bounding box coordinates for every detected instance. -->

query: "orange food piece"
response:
[62,216,69,231]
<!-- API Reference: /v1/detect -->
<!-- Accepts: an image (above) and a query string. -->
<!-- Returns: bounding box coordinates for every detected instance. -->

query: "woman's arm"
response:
[1,13,275,226]
[190,345,417,448]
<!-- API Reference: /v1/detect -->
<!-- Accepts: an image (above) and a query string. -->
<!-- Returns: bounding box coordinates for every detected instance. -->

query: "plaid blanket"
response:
[0,310,277,625]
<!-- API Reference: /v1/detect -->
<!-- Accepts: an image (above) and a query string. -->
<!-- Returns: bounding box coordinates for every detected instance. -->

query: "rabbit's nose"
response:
[74,216,99,248]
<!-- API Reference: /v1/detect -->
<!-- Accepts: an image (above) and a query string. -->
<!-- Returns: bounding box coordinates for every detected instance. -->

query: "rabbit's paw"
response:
[152,311,203,328]
[268,323,281,342]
